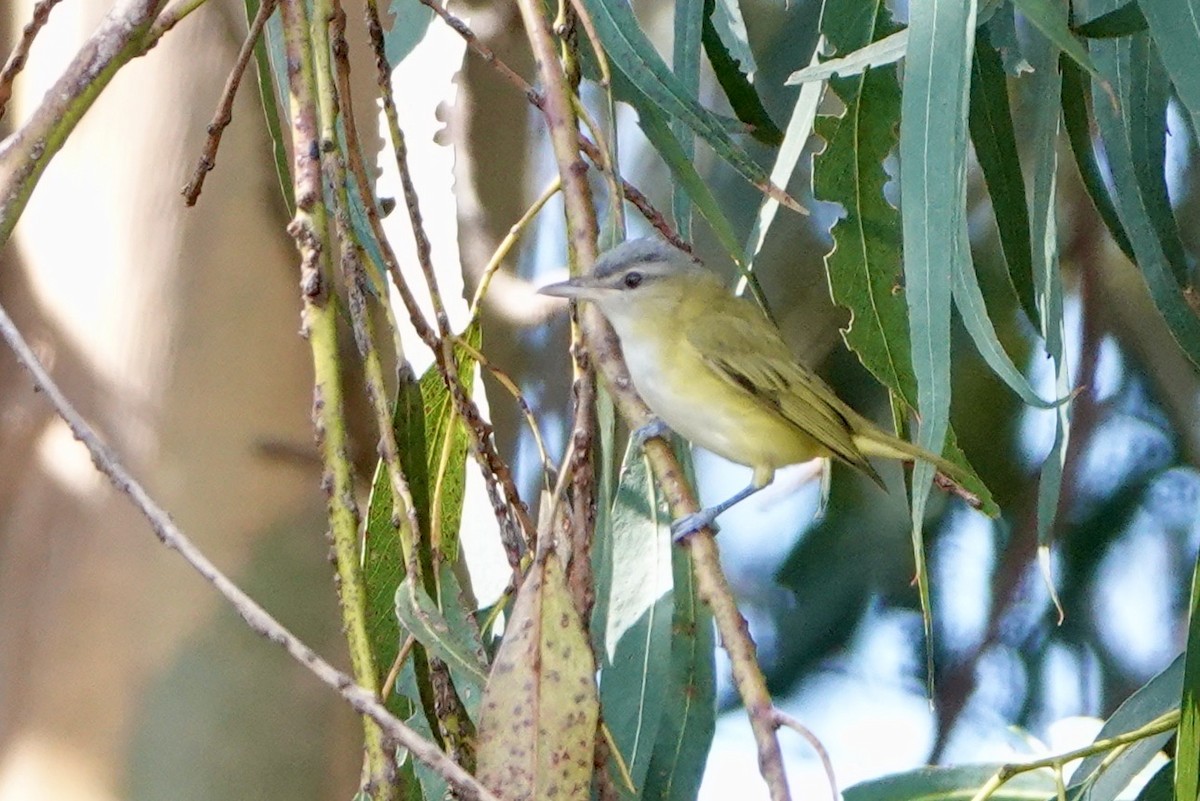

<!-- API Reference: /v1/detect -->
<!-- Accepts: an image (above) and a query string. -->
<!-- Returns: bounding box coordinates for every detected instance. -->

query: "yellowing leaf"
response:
[476,548,598,800]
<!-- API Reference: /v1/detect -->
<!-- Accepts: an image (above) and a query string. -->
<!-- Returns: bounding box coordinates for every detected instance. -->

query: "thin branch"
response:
[773,709,838,801]
[0,299,502,801]
[0,0,172,245]
[277,0,391,786]
[416,0,691,255]
[355,0,536,574]
[181,0,278,206]
[0,0,66,122]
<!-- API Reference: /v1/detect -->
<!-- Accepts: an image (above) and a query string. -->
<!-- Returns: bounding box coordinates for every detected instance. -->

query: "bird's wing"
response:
[684,310,880,480]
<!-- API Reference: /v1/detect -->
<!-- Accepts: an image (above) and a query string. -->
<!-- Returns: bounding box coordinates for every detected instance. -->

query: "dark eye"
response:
[623,271,644,289]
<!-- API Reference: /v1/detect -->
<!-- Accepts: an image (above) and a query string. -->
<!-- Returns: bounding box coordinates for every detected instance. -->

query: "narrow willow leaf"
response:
[1026,7,1071,592]
[1013,0,1105,81]
[1139,0,1200,159]
[1091,34,1200,372]
[576,0,798,209]
[477,549,598,800]
[701,0,783,146]
[813,0,995,514]
[382,0,433,66]
[672,0,704,239]
[969,29,1038,324]
[710,0,756,76]
[394,573,489,722]
[1074,1,1148,38]
[1178,555,1200,801]
[363,365,427,717]
[394,657,448,801]
[426,323,482,560]
[787,29,907,84]
[986,3,1033,75]
[640,545,716,801]
[1137,762,1175,801]
[900,0,978,679]
[1061,57,1135,263]
[900,0,977,510]
[743,40,825,277]
[635,99,742,263]
[599,448,675,797]
[242,0,293,213]
[844,765,1057,801]
[1067,657,1183,801]
[950,252,1059,409]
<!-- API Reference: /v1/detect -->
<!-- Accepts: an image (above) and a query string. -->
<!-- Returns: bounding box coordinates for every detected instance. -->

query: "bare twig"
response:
[416,0,691,255]
[0,0,172,244]
[355,0,536,574]
[181,0,278,206]
[773,709,838,801]
[0,299,502,801]
[0,0,66,122]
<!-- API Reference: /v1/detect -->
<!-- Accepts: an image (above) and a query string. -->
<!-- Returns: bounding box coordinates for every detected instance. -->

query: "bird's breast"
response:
[618,330,826,471]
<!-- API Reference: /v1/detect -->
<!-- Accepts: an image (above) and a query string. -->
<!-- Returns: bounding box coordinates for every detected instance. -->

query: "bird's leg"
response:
[631,417,671,448]
[670,481,765,542]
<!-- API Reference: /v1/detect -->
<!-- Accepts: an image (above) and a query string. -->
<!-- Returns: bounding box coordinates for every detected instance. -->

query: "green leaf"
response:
[701,0,783,146]
[1025,6,1071,579]
[576,0,797,209]
[394,572,489,722]
[812,0,994,515]
[787,29,907,84]
[900,0,978,681]
[382,0,433,66]
[844,765,1057,801]
[709,0,756,77]
[1178,554,1200,801]
[900,0,977,508]
[1061,57,1136,263]
[242,0,293,214]
[671,0,704,239]
[1067,656,1183,801]
[1074,1,1148,38]
[1139,762,1176,801]
[1139,0,1200,144]
[969,29,1038,324]
[985,3,1033,75]
[744,41,825,274]
[598,448,675,797]
[635,97,742,265]
[363,365,427,717]
[394,657,448,801]
[1090,34,1200,372]
[640,544,715,801]
[476,549,598,800]
[1013,0,1105,82]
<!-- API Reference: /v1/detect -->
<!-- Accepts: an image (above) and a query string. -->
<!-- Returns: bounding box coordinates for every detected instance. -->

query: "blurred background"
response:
[1,0,1197,798]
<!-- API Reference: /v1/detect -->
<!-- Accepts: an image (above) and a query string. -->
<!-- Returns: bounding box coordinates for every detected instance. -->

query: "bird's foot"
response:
[671,509,720,542]
[631,418,670,449]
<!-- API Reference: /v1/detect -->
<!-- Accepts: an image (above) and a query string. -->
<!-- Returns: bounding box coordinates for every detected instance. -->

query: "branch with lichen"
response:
[276,0,394,791]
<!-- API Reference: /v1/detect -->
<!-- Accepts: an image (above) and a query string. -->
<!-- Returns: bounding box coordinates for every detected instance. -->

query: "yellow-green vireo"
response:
[540,237,977,539]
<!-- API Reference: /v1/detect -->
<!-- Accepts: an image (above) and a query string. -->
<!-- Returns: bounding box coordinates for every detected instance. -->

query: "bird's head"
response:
[539,238,712,330]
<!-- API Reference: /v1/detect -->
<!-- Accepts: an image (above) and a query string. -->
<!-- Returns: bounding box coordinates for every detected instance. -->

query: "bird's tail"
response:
[852,429,983,510]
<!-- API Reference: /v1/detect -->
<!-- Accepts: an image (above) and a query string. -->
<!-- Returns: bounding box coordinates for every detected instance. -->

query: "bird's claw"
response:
[671,510,719,542]
[632,418,670,448]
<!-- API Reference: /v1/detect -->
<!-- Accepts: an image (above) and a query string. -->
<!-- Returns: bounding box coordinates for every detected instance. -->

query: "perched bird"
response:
[540,237,976,539]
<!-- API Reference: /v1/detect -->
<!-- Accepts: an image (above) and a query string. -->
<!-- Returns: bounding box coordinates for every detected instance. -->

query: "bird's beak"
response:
[537,275,608,302]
